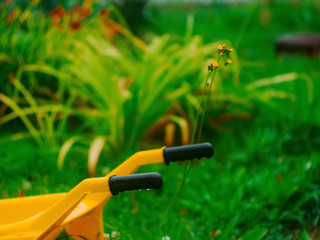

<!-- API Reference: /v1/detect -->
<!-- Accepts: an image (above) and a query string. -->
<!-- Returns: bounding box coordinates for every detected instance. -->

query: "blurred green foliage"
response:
[1,1,320,239]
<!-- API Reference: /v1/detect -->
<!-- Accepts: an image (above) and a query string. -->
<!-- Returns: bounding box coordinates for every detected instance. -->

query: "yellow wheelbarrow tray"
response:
[0,143,213,240]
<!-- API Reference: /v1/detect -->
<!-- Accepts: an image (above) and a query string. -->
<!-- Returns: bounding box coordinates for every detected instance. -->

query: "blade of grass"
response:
[88,136,107,177]
[0,93,42,146]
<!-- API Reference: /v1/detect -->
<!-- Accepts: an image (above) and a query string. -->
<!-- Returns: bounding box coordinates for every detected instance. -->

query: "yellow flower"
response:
[224,59,232,66]
[230,48,234,52]
[208,60,219,71]
[222,43,226,47]
[218,44,223,50]
[220,52,224,56]
[211,61,219,68]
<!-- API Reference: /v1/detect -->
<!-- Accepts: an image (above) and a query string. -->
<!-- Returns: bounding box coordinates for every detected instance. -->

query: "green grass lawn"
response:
[1,2,320,239]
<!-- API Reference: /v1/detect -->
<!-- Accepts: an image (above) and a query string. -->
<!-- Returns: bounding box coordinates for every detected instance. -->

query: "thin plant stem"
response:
[160,46,230,237]
[160,66,217,232]
[190,71,212,144]
[196,64,219,143]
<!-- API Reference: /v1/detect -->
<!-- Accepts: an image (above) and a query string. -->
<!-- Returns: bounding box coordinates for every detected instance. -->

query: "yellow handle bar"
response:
[0,143,213,240]
[106,143,213,177]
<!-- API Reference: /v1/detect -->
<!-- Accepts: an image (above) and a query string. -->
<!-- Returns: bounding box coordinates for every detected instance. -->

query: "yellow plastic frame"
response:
[0,147,165,240]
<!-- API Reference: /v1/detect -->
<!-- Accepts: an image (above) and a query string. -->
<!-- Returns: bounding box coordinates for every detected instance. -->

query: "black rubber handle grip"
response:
[163,142,214,165]
[109,172,163,196]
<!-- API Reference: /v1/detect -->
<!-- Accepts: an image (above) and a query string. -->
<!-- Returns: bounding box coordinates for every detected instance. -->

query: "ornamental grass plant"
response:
[0,1,311,176]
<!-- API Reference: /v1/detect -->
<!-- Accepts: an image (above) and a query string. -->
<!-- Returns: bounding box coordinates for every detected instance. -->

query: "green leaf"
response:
[219,214,240,239]
[241,228,268,240]
[300,230,312,240]
[57,136,81,170]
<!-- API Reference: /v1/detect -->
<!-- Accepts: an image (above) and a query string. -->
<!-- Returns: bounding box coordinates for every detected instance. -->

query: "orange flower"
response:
[82,0,93,10]
[6,7,18,23]
[50,5,65,27]
[99,9,122,41]
[69,21,81,32]
[99,8,109,18]
[71,2,92,21]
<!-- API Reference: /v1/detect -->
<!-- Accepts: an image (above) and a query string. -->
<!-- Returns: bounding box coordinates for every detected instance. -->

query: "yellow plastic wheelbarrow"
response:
[0,143,213,240]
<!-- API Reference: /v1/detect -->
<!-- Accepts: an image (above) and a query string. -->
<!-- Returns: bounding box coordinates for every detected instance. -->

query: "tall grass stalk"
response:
[161,53,225,235]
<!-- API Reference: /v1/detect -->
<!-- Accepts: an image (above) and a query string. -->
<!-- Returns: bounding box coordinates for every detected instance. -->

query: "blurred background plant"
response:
[1,0,320,239]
